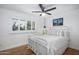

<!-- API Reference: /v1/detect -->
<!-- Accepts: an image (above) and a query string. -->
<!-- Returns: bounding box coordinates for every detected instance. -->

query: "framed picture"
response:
[19,20,25,31]
[53,18,63,26]
[27,21,31,30]
[32,21,35,30]
[12,22,19,31]
[12,18,19,31]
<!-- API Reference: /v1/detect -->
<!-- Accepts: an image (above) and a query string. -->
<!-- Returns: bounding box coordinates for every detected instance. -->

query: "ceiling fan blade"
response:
[45,7,56,12]
[46,13,52,15]
[39,4,44,12]
[32,11,42,13]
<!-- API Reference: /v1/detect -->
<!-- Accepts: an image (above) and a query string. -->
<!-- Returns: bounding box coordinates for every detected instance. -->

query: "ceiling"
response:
[0,4,40,13]
[0,4,55,15]
[0,4,79,16]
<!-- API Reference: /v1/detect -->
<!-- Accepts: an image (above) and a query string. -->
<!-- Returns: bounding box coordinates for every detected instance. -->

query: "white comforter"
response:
[28,35,69,55]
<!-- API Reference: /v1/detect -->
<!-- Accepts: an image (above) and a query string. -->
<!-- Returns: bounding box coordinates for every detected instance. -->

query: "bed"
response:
[28,26,70,55]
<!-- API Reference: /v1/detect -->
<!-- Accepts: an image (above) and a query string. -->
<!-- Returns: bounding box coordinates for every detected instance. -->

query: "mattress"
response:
[28,35,69,55]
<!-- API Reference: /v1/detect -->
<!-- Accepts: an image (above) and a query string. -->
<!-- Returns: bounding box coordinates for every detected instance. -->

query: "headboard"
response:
[47,26,70,38]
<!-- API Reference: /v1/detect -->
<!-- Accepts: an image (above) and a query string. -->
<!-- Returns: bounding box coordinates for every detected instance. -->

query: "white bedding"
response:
[28,35,69,55]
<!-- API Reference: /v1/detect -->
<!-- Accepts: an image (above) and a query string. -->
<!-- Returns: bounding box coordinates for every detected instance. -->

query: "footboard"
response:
[28,38,48,55]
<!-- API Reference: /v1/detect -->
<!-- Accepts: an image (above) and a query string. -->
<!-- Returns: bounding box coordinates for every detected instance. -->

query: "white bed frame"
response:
[28,26,70,55]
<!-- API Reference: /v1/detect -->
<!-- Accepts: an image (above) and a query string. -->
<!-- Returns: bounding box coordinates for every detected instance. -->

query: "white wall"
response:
[46,4,79,50]
[0,7,43,51]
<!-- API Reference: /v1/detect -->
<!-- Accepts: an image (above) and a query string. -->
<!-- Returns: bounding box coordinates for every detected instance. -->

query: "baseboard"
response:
[0,44,27,51]
[69,46,79,51]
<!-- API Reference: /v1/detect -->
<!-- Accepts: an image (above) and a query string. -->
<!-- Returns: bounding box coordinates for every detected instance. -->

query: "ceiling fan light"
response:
[42,13,46,16]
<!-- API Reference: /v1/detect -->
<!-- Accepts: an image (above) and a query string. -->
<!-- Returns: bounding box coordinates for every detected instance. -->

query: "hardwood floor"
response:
[63,48,79,55]
[0,45,35,55]
[0,45,79,55]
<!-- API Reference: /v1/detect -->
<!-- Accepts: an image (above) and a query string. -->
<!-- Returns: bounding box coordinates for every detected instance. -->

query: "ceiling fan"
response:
[32,4,56,16]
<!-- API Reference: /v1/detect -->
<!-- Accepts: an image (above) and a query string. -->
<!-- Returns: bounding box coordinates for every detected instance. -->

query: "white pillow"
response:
[47,29,59,36]
[57,30,64,36]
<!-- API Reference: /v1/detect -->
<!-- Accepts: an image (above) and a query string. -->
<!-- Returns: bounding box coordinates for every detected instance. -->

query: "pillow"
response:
[47,29,59,36]
[57,30,64,36]
[47,29,65,36]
